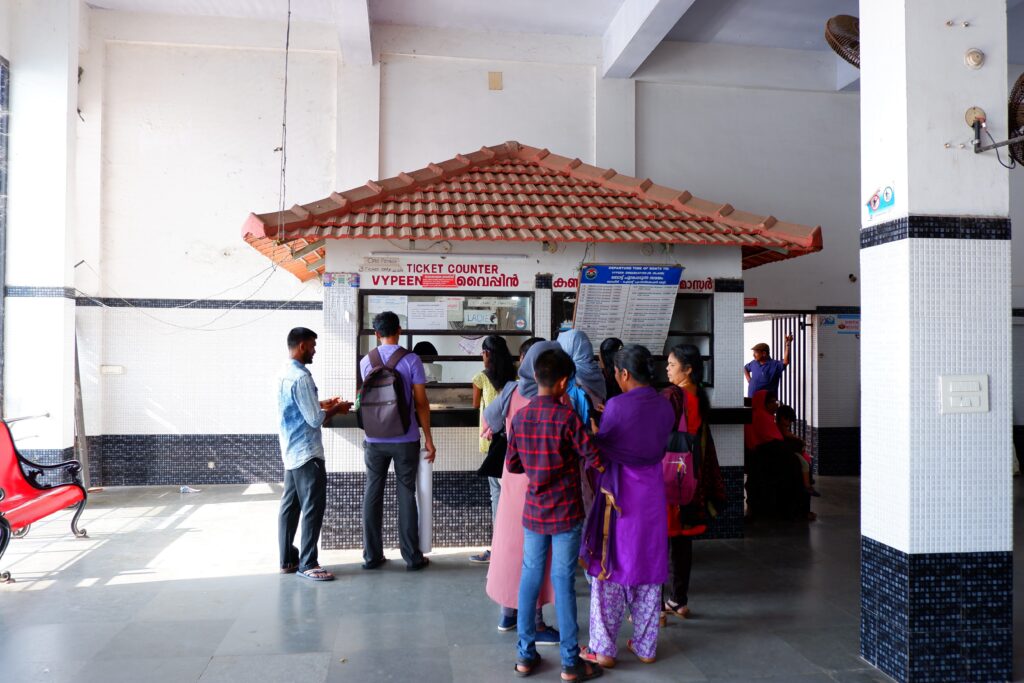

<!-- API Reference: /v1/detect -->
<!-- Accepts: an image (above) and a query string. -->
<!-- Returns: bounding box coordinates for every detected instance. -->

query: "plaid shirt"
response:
[506,395,601,535]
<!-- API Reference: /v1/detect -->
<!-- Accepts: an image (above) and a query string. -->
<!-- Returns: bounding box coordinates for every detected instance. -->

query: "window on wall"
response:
[357,290,536,408]
[0,57,9,406]
[551,291,576,336]
[662,293,714,386]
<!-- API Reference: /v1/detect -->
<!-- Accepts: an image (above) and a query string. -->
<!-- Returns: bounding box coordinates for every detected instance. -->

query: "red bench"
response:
[0,420,88,583]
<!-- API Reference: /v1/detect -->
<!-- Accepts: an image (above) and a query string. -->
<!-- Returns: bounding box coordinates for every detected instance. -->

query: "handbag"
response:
[476,431,507,478]
[662,397,698,506]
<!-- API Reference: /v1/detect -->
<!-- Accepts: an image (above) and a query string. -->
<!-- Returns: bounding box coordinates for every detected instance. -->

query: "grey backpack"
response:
[357,347,412,438]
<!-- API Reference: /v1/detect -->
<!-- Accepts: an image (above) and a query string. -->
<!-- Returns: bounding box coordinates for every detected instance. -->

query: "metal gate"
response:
[771,314,812,441]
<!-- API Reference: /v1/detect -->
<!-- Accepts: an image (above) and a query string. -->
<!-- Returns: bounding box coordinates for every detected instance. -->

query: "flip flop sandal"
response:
[579,646,615,668]
[280,564,298,574]
[297,567,335,581]
[560,661,603,681]
[514,656,541,677]
[627,639,656,664]
[662,600,690,619]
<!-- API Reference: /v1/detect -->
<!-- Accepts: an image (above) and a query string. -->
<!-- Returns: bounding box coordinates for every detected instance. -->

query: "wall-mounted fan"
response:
[1009,72,1024,165]
[825,15,860,68]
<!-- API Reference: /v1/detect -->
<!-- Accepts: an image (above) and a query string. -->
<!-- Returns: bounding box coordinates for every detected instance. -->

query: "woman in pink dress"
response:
[484,339,562,642]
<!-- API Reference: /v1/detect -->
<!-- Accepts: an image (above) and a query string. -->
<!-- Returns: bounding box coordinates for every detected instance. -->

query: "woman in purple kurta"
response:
[580,345,674,666]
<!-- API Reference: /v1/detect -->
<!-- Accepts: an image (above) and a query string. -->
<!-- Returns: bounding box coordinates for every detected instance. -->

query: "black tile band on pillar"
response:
[859,215,1012,249]
[713,278,744,293]
[860,537,1012,682]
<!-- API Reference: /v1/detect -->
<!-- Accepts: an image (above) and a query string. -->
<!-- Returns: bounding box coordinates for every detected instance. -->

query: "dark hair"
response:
[533,348,575,388]
[412,341,438,356]
[287,327,317,349]
[372,311,401,337]
[600,337,624,383]
[518,337,544,360]
[482,335,516,391]
[776,404,796,422]
[669,344,711,419]
[613,344,655,385]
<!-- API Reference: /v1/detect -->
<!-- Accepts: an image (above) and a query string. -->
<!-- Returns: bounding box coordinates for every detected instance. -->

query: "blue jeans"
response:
[517,523,583,668]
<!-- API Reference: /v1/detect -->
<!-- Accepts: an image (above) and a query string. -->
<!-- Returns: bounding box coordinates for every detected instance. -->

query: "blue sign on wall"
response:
[579,264,684,286]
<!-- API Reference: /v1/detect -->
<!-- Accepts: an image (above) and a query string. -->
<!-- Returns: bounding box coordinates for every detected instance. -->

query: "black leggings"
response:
[667,535,693,606]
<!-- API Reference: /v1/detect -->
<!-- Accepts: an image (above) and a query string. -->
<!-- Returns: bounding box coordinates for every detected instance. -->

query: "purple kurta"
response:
[582,386,673,586]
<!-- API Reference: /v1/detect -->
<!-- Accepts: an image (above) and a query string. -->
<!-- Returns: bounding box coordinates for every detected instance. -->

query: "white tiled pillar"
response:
[859,2,1011,680]
[3,0,79,454]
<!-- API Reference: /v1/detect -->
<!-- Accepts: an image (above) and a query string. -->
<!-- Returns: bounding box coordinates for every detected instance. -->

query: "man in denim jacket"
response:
[277,327,351,581]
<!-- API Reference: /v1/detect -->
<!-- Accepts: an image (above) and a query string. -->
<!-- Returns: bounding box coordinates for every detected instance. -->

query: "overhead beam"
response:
[602,0,697,78]
[332,0,373,66]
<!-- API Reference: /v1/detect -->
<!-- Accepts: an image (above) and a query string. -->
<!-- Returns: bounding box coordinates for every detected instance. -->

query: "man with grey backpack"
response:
[358,311,436,571]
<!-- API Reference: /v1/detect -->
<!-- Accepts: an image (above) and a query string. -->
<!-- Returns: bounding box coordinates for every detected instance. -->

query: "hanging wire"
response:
[984,125,1017,170]
[277,0,293,232]
[75,261,314,333]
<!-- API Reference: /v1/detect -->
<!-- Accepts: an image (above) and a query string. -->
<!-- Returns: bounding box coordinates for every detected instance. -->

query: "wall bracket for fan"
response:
[968,106,1024,154]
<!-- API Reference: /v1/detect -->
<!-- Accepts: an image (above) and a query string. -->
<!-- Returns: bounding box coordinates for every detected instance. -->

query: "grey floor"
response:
[0,477,1020,682]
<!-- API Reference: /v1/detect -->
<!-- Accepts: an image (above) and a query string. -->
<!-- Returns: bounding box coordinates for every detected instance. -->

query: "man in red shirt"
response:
[507,348,604,682]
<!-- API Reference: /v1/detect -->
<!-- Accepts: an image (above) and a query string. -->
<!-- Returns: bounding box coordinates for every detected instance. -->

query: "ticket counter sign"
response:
[362,259,528,290]
[574,264,684,351]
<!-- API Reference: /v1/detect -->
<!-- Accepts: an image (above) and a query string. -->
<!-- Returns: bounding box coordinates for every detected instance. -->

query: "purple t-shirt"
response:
[359,344,426,443]
[745,358,786,398]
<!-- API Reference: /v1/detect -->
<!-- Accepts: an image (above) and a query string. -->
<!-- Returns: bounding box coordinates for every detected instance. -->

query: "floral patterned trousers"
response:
[588,580,661,660]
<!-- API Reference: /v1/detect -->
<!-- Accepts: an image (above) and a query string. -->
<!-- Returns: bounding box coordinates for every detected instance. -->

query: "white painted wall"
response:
[0,0,10,59]
[814,319,860,428]
[96,42,336,300]
[636,79,861,309]
[72,10,339,437]
[379,54,595,174]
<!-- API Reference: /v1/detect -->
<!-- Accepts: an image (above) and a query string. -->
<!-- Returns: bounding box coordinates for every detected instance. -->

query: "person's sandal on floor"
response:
[627,638,656,663]
[297,566,334,581]
[280,563,298,574]
[663,599,690,618]
[514,655,541,677]
[579,646,615,668]
[560,659,602,681]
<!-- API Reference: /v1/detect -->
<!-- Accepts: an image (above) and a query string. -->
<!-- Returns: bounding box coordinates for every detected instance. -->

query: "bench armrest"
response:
[18,456,84,489]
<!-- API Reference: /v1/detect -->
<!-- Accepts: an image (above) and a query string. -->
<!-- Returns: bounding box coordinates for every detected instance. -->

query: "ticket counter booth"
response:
[242,141,822,549]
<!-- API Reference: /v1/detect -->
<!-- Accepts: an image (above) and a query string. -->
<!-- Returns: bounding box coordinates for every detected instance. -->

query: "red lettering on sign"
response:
[679,278,714,292]
[744,297,758,308]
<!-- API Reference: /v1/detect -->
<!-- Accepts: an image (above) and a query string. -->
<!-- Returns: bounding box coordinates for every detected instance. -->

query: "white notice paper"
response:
[367,294,408,318]
[407,301,448,330]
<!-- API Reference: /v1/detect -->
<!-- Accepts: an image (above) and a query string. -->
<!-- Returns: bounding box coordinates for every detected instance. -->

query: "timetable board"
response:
[573,264,684,352]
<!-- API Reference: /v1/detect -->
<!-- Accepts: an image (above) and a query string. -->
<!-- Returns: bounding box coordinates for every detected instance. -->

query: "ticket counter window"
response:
[552,292,576,335]
[358,291,534,407]
[663,294,714,386]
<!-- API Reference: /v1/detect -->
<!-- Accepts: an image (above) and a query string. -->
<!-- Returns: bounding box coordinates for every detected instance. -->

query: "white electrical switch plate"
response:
[939,374,988,414]
[100,365,125,375]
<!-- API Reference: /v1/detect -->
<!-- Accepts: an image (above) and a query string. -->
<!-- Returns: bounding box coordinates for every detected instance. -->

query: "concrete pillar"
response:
[859,1,1012,681]
[3,0,79,459]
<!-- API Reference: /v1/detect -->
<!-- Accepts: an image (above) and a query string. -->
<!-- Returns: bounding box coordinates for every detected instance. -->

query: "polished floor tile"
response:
[0,477,1020,682]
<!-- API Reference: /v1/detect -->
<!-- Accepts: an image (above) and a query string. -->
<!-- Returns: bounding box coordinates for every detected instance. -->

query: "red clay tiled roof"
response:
[242,141,822,282]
